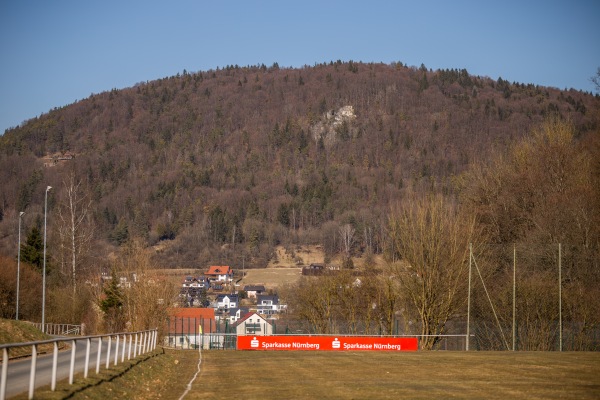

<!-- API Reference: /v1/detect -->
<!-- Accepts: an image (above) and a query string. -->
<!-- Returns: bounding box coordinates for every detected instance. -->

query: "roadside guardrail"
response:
[0,328,157,400]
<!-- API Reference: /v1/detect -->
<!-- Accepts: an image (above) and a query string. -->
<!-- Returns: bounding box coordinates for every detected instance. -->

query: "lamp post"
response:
[42,186,52,333]
[16,211,24,320]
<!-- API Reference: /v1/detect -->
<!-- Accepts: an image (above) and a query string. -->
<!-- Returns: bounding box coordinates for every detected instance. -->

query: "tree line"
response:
[283,118,599,350]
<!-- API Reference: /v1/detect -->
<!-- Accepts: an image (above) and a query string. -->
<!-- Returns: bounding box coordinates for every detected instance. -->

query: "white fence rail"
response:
[30,322,83,336]
[0,329,157,400]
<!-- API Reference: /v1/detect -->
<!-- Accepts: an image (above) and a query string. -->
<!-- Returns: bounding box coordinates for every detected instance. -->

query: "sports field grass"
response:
[16,349,600,399]
[189,350,600,399]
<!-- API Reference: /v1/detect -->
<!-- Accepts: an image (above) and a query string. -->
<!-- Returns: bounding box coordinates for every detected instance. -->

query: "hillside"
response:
[0,318,52,358]
[0,61,597,271]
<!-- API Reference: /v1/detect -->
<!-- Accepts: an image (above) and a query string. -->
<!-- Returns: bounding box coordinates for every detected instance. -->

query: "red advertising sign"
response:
[237,336,418,351]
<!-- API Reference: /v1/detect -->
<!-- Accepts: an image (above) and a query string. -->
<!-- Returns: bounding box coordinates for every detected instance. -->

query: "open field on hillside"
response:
[267,245,325,267]
[20,349,600,399]
[238,267,303,288]
[153,268,201,287]
[153,266,303,289]
[153,245,383,290]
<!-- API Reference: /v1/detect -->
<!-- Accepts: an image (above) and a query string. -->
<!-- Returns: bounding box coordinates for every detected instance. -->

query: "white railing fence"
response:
[0,329,157,400]
[30,322,83,336]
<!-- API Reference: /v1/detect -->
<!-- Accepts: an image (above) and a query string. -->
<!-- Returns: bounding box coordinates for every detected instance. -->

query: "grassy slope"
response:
[0,318,46,344]
[0,318,53,358]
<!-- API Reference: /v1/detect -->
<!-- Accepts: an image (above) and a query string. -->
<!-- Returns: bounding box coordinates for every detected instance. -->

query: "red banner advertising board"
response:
[237,336,418,351]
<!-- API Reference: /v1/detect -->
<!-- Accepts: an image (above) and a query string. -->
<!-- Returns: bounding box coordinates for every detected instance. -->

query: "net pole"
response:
[559,243,562,352]
[512,244,516,351]
[466,243,472,351]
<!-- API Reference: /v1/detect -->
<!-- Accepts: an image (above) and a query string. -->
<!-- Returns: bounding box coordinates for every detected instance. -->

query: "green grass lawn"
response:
[18,349,600,399]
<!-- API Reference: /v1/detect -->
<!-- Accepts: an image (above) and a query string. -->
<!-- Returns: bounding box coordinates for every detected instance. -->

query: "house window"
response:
[246,324,262,334]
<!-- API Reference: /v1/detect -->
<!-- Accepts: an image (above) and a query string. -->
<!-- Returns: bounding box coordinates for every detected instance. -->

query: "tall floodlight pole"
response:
[16,211,25,320]
[42,186,52,333]
[466,243,472,351]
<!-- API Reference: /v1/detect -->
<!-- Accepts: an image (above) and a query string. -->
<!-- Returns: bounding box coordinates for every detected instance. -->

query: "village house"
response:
[302,263,325,275]
[100,271,138,289]
[226,307,250,325]
[182,276,210,290]
[215,293,239,310]
[302,262,340,275]
[205,266,233,283]
[180,276,210,304]
[256,294,287,316]
[165,308,216,349]
[244,284,266,299]
[232,312,273,336]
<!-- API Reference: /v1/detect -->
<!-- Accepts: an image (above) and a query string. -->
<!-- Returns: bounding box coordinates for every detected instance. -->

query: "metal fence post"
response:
[105,336,112,369]
[114,335,120,366]
[128,334,132,360]
[121,334,126,362]
[28,344,37,400]
[84,338,91,378]
[1,348,8,400]
[51,341,59,390]
[96,337,102,374]
[69,340,77,384]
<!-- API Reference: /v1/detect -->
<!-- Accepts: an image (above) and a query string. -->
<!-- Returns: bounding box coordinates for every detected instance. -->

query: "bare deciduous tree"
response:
[111,239,178,333]
[387,195,479,349]
[339,223,355,263]
[459,118,600,350]
[56,171,94,291]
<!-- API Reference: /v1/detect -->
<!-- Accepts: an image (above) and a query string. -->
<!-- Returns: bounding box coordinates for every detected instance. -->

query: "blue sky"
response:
[1,0,599,134]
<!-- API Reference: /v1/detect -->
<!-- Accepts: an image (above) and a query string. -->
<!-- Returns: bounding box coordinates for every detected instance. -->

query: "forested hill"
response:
[0,61,598,268]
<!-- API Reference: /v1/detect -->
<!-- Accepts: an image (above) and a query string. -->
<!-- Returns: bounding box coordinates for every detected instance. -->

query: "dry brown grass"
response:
[190,350,600,400]
[11,348,199,400]
[20,349,600,399]
[0,318,55,358]
[267,245,325,267]
[238,267,303,288]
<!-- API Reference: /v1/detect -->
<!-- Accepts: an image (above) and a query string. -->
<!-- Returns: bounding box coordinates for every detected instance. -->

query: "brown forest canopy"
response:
[0,61,598,269]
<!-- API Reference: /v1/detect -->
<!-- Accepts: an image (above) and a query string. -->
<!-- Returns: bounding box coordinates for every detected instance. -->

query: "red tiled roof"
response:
[206,265,232,275]
[167,308,216,333]
[169,307,215,319]
[166,317,216,334]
